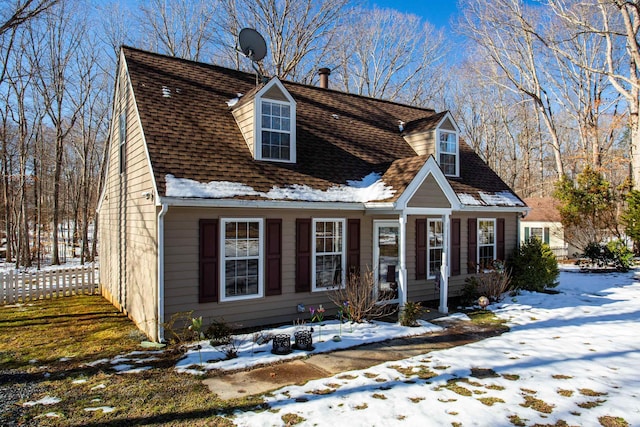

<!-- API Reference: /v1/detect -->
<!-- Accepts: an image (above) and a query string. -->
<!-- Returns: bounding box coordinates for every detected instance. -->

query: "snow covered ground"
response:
[226,266,640,426]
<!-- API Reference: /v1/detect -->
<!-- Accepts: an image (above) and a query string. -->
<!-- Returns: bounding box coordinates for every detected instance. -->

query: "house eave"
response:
[458,205,530,214]
[157,196,368,210]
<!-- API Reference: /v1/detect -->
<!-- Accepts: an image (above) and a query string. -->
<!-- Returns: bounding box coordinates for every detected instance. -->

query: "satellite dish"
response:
[238,28,267,62]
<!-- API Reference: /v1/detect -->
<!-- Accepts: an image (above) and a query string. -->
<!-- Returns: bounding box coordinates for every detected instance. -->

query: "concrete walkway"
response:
[203,318,507,400]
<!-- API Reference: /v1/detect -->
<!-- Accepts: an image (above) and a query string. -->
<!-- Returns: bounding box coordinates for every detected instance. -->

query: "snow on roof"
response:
[458,191,524,207]
[165,172,395,203]
[226,93,244,107]
[480,191,524,206]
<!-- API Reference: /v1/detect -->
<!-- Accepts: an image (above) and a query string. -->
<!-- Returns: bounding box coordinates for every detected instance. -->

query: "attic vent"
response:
[398,120,405,132]
[332,113,339,119]
[162,86,171,98]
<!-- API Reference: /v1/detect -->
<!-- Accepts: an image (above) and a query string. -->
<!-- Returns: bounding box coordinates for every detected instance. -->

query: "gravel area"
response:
[0,370,45,427]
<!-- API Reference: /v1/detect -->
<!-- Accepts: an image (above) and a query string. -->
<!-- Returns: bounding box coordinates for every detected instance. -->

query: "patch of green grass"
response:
[0,295,143,370]
[470,367,499,378]
[577,399,607,409]
[477,397,505,406]
[466,310,508,328]
[552,374,573,380]
[530,421,573,427]
[520,395,555,414]
[308,388,335,395]
[486,384,506,391]
[281,413,305,425]
[598,416,629,427]
[0,295,267,426]
[502,373,520,381]
[579,388,608,397]
[337,374,358,380]
[508,414,527,426]
[439,379,473,396]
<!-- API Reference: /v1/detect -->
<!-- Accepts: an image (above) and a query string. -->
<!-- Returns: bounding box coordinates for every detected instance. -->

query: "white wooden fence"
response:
[0,263,99,305]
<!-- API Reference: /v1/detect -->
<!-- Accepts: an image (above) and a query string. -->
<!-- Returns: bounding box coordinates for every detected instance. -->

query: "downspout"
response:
[157,202,169,342]
[399,213,408,308]
[439,213,450,313]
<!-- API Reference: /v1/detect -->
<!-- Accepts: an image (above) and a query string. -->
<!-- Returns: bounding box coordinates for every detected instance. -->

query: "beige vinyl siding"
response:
[402,131,434,157]
[406,212,520,303]
[262,84,289,101]
[163,207,373,329]
[440,117,456,131]
[407,174,451,208]
[231,101,255,155]
[98,60,159,341]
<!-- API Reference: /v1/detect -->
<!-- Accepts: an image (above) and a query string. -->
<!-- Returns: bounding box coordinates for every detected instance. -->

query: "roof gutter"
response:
[157,202,169,342]
[158,196,368,211]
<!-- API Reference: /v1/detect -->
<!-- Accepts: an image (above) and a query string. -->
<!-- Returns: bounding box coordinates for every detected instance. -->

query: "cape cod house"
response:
[97,47,527,341]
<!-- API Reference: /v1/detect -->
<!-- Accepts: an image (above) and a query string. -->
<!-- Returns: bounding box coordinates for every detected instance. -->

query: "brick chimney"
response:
[318,67,331,89]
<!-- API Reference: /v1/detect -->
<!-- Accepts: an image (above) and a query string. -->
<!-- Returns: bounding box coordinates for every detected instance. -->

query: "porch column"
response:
[399,213,408,307]
[439,213,449,313]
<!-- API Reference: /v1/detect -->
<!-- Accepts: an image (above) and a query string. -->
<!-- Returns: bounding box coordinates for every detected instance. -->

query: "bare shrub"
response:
[462,261,511,305]
[329,269,397,323]
[162,311,195,344]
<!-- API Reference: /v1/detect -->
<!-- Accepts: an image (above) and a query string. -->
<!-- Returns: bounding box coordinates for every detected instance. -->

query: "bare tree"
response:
[28,0,87,264]
[459,0,566,179]
[0,0,58,36]
[136,0,220,62]
[218,0,351,82]
[547,0,640,186]
[72,36,109,263]
[330,6,448,107]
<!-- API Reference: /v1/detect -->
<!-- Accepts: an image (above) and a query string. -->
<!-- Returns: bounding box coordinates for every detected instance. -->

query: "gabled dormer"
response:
[402,111,460,178]
[231,77,297,163]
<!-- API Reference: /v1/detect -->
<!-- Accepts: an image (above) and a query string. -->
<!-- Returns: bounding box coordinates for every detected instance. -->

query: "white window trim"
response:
[219,218,264,302]
[312,218,346,292]
[436,129,459,177]
[256,98,297,163]
[477,218,496,269]
[427,218,443,279]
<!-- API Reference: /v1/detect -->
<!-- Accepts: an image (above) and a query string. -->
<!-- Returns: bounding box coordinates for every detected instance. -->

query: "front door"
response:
[373,221,400,302]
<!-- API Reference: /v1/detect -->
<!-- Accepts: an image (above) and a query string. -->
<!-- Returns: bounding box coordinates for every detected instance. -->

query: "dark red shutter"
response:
[467,218,477,273]
[347,219,361,275]
[296,218,312,292]
[199,219,218,303]
[497,218,505,261]
[451,218,461,276]
[265,219,282,296]
[415,218,427,280]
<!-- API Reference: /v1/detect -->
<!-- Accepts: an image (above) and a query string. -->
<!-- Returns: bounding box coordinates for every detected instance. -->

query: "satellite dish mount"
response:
[237,28,268,84]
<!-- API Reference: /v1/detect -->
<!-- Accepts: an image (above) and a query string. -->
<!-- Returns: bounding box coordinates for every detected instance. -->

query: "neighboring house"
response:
[520,197,576,259]
[97,47,527,341]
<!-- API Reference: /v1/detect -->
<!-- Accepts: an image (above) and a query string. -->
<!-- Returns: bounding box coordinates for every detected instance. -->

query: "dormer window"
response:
[261,100,291,160]
[252,78,297,163]
[438,130,459,176]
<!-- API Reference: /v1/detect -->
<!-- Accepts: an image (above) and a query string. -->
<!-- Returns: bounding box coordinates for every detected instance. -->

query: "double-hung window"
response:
[478,219,496,269]
[221,219,263,301]
[313,219,345,290]
[261,100,291,161]
[428,219,443,278]
[439,131,458,176]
